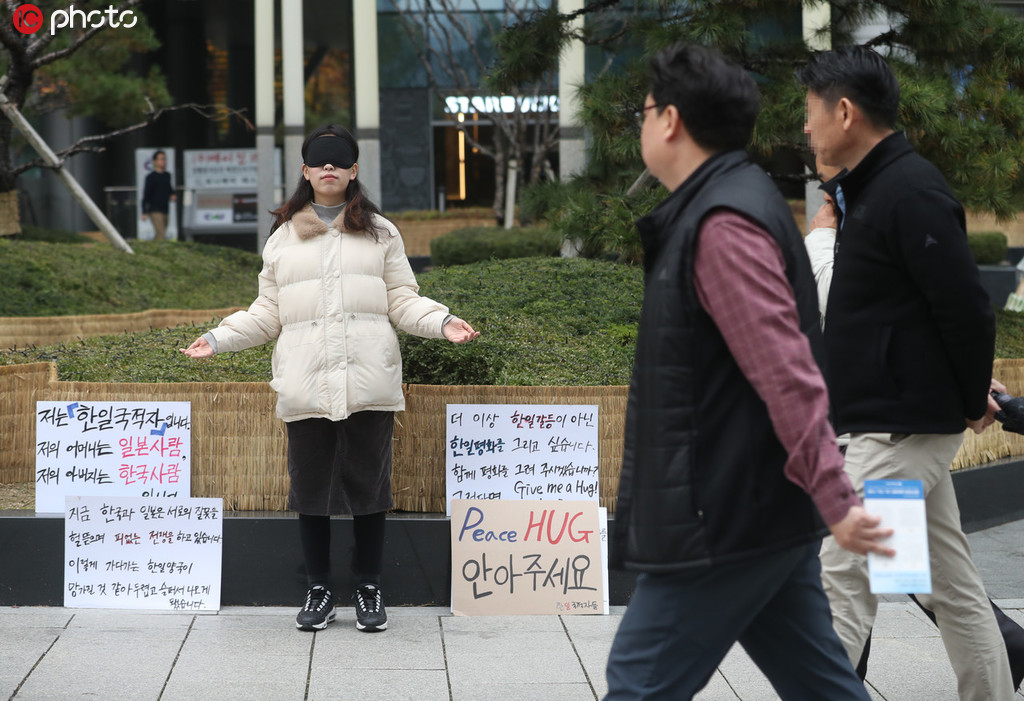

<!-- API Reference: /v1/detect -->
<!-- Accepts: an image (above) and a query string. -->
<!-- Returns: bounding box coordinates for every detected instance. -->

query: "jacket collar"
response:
[639,150,749,230]
[636,150,750,266]
[291,203,346,240]
[835,131,912,200]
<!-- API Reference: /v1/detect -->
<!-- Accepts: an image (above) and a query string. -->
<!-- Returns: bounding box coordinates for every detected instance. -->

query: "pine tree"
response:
[0,2,173,198]
[498,0,1024,260]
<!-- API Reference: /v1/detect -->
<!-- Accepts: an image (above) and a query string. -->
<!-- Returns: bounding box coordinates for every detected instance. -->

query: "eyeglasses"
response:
[634,104,662,128]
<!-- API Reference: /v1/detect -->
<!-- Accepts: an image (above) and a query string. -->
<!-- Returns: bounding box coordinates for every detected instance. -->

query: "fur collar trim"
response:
[291,204,345,240]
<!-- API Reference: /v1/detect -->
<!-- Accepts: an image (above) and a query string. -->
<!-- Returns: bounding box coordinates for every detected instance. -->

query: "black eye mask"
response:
[304,137,356,168]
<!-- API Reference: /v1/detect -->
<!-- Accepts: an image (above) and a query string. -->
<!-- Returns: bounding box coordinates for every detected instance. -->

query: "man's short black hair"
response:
[797,46,900,130]
[649,43,760,153]
[152,150,166,160]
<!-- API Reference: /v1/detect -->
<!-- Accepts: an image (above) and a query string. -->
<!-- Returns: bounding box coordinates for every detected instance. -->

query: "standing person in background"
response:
[180,124,480,633]
[141,150,176,241]
[605,43,892,700]
[799,46,1014,700]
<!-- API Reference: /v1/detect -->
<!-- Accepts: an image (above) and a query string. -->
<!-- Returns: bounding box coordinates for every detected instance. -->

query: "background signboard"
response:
[181,148,282,237]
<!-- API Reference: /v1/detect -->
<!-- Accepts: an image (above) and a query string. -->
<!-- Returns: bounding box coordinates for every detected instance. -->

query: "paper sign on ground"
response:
[865,479,931,594]
[445,404,599,515]
[64,496,222,611]
[450,499,605,616]
[36,401,191,514]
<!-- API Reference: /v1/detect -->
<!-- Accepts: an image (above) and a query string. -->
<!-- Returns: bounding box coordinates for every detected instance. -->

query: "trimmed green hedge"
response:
[968,231,1008,265]
[430,226,563,267]
[4,242,1024,386]
[10,225,92,244]
[400,257,642,385]
[1,257,643,386]
[0,238,260,316]
[385,207,495,222]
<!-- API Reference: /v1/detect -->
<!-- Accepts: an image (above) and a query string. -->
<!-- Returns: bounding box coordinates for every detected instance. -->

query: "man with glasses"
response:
[605,43,890,699]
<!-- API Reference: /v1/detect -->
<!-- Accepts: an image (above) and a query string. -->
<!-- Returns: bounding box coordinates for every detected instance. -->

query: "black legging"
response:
[298,511,386,588]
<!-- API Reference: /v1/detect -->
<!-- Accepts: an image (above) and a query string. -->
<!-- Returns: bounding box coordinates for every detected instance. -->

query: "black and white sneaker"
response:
[296,585,335,631]
[353,583,387,632]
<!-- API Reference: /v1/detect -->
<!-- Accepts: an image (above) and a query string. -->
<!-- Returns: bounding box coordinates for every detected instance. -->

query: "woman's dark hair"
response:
[270,124,386,239]
[797,46,900,130]
[649,43,760,153]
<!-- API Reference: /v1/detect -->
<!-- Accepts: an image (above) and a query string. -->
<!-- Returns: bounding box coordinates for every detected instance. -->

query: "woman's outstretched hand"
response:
[443,318,480,344]
[180,337,215,359]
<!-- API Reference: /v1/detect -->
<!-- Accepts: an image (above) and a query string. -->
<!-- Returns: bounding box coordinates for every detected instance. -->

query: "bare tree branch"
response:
[565,0,622,23]
[10,102,251,177]
[387,1,445,88]
[29,0,143,68]
[0,3,27,55]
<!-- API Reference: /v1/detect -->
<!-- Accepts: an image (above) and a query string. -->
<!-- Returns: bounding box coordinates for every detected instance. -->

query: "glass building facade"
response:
[23,0,561,235]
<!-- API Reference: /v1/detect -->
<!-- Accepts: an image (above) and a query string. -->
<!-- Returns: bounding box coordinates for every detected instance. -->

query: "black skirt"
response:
[285,411,394,516]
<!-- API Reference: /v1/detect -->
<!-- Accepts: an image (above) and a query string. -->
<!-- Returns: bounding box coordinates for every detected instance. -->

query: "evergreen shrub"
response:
[12,226,91,243]
[400,257,643,385]
[2,257,644,386]
[430,226,562,267]
[968,231,1008,265]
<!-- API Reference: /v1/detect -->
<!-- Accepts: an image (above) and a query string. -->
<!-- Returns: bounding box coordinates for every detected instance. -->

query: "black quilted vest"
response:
[611,150,828,572]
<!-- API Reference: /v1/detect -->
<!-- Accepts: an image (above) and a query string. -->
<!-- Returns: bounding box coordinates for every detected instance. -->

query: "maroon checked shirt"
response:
[691,209,860,526]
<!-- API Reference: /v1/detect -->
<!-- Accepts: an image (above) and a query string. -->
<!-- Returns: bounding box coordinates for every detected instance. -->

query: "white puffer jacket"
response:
[209,205,449,422]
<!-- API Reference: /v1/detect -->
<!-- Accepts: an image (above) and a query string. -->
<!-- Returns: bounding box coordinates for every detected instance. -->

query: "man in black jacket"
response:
[141,150,175,241]
[800,46,1013,701]
[605,43,892,700]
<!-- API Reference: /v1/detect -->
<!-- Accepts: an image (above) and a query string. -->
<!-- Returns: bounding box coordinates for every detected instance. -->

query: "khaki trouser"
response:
[820,432,1014,701]
[149,212,168,241]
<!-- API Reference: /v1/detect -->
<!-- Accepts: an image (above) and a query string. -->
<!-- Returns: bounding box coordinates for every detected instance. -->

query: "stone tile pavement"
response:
[2,519,1022,700]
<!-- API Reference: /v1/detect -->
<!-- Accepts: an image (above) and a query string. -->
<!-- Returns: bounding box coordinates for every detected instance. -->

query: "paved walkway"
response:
[2,519,1022,700]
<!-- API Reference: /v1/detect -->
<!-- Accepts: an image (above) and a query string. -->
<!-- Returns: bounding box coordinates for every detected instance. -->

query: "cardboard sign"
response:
[445,404,599,515]
[64,496,222,611]
[36,401,191,514]
[450,499,605,616]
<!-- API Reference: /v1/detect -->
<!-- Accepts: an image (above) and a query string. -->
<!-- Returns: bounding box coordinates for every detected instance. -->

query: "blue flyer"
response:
[864,479,931,594]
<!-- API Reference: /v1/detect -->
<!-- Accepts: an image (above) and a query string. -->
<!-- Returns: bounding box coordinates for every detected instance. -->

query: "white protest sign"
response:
[866,479,931,594]
[450,499,605,616]
[36,401,191,514]
[445,404,599,515]
[65,496,222,611]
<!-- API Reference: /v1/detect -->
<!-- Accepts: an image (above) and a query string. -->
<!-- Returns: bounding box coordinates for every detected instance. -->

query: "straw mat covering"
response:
[3,361,1023,510]
[0,189,20,236]
[0,362,57,482]
[952,358,1024,469]
[0,308,245,350]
